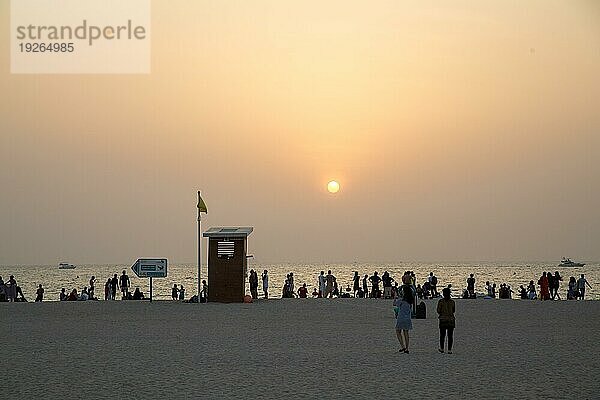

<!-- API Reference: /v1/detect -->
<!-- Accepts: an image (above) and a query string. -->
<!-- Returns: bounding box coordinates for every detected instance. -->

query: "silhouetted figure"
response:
[466,274,476,298]
[89,276,96,299]
[119,270,130,299]
[437,288,455,354]
[538,272,550,300]
[110,274,118,300]
[352,272,360,297]
[369,272,381,298]
[249,269,259,299]
[35,284,44,302]
[262,270,269,299]
[552,271,562,300]
[297,283,308,298]
[577,274,592,300]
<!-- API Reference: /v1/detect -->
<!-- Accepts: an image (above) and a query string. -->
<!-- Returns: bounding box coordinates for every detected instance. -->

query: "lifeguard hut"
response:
[203,227,253,303]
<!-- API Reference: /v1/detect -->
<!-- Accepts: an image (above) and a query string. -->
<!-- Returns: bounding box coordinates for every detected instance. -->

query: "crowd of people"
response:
[0,268,594,303]
[460,272,593,301]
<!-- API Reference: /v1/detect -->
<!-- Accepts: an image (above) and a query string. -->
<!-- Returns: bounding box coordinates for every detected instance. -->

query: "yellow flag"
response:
[197,191,208,213]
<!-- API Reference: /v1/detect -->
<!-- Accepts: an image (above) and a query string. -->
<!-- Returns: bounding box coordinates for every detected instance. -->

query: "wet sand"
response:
[2,298,599,398]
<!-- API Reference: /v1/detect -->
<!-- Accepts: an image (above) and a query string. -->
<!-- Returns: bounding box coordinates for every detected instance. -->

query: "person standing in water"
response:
[437,287,456,354]
[393,284,414,353]
[262,270,269,299]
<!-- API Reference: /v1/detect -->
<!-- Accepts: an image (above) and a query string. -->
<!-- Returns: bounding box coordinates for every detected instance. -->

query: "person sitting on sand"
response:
[79,287,89,301]
[60,288,67,301]
[394,284,414,353]
[67,289,78,301]
[519,285,528,300]
[297,283,308,298]
[311,287,319,298]
[132,287,144,300]
[437,287,455,354]
[15,285,27,302]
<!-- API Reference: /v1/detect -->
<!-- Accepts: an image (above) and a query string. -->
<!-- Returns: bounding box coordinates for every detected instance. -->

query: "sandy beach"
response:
[2,298,599,399]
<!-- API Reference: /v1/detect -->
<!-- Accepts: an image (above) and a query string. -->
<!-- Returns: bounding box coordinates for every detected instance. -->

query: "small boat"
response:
[559,258,585,267]
[58,262,76,269]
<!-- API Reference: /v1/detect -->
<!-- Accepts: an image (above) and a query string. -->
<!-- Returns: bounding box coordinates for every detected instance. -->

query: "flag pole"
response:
[196,190,208,302]
[197,191,202,300]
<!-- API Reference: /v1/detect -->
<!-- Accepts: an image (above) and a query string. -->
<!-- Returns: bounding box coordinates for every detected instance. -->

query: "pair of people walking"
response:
[393,286,455,354]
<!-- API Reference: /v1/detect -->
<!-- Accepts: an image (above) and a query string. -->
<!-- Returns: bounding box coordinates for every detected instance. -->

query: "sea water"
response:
[0,262,598,301]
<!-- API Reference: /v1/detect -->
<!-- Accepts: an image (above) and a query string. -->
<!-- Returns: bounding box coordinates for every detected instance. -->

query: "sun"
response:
[327,180,340,194]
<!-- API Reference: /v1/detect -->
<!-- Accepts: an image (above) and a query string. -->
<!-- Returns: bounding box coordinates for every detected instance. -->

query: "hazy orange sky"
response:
[1,0,599,264]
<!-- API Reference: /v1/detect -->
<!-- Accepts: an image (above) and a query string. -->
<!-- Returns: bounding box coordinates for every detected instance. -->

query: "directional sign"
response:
[131,258,168,278]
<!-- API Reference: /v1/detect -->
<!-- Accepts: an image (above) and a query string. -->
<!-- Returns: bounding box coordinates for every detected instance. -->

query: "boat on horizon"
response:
[58,262,76,269]
[559,258,585,267]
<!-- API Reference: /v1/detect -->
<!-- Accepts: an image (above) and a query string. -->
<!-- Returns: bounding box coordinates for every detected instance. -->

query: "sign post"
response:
[131,258,168,302]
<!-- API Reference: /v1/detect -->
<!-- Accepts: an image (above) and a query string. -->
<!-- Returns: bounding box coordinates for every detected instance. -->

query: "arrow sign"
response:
[131,258,168,278]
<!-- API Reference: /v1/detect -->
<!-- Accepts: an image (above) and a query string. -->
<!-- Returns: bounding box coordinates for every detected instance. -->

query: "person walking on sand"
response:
[394,284,414,353]
[362,274,369,298]
[437,287,455,354]
[104,278,111,300]
[466,274,476,298]
[262,270,269,299]
[179,285,185,301]
[35,284,44,302]
[428,272,439,297]
[538,272,550,300]
[171,284,179,300]
[370,271,382,298]
[552,271,562,300]
[119,270,131,299]
[352,272,360,297]
[318,271,326,298]
[6,275,17,302]
[324,270,336,298]
[89,276,96,299]
[110,274,118,300]
[576,274,592,300]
